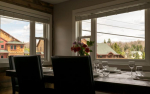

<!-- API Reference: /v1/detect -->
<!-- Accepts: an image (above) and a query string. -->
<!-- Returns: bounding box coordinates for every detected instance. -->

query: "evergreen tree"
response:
[104,39,106,43]
[113,43,121,54]
[107,38,111,43]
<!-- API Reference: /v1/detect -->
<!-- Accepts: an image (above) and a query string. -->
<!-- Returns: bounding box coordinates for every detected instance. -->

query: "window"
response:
[73,0,150,65]
[10,45,13,49]
[14,45,16,50]
[97,10,145,60]
[20,45,23,48]
[0,1,52,66]
[1,56,3,58]
[1,45,4,48]
[35,22,46,59]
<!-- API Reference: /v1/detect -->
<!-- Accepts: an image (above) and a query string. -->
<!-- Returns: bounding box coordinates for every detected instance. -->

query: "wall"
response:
[53,0,113,56]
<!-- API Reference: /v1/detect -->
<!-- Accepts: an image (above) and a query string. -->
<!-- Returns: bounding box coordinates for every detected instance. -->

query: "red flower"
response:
[82,44,87,48]
[85,48,90,53]
[74,47,77,52]
[71,46,74,51]
[77,47,81,51]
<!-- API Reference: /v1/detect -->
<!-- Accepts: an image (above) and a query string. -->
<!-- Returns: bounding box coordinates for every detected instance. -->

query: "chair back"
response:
[51,56,95,94]
[13,55,44,94]
[9,56,19,93]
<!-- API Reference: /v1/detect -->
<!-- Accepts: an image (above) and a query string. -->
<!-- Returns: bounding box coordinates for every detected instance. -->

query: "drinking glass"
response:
[128,61,135,76]
[102,61,108,69]
[102,68,110,77]
[41,60,44,65]
[136,66,143,76]
[94,63,100,73]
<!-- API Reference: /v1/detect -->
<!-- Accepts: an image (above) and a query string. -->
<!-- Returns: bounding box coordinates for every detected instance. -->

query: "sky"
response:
[0,17,43,43]
[82,9,145,43]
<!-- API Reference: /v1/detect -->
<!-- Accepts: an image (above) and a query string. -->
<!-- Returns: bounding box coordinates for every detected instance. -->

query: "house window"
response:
[14,45,16,50]
[1,56,3,58]
[10,45,13,49]
[1,45,4,48]
[20,45,23,48]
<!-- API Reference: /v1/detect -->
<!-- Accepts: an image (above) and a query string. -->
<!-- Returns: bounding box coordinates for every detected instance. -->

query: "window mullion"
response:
[145,9,150,65]
[30,21,36,55]
[91,18,97,61]
[43,23,47,60]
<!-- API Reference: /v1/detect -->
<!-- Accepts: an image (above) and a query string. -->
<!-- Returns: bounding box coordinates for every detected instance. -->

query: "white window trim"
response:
[0,1,52,67]
[72,0,150,69]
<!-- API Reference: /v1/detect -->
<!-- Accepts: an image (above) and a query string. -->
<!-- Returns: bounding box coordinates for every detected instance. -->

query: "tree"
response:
[124,44,129,51]
[127,49,132,59]
[134,52,140,59]
[139,45,143,52]
[104,39,106,43]
[107,38,111,43]
[142,52,145,59]
[113,43,121,54]
[136,45,140,51]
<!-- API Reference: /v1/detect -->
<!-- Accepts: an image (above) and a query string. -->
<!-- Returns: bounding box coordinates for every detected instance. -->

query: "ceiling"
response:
[41,0,69,4]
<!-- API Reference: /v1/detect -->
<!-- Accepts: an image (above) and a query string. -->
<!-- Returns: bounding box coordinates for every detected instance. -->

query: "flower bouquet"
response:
[71,40,94,56]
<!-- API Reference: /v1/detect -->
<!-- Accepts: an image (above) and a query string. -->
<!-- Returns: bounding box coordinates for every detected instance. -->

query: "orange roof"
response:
[0,29,21,42]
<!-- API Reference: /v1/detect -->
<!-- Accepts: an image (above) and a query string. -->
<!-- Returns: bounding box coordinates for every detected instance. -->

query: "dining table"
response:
[6,70,150,94]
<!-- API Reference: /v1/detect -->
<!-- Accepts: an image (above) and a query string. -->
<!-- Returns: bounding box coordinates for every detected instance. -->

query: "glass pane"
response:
[35,22,43,37]
[81,38,90,44]
[81,38,90,55]
[0,16,30,58]
[97,10,145,60]
[82,19,91,36]
[36,39,44,58]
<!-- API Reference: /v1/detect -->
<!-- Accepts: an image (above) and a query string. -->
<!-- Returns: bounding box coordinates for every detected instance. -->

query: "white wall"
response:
[53,0,113,56]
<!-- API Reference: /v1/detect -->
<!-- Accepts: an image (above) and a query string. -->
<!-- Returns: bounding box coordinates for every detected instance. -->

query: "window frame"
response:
[0,1,52,67]
[10,45,13,50]
[14,45,16,50]
[72,0,150,68]
[1,45,4,48]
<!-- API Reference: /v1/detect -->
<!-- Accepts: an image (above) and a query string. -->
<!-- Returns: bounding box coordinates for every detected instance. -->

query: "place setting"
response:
[93,61,122,78]
[127,61,150,81]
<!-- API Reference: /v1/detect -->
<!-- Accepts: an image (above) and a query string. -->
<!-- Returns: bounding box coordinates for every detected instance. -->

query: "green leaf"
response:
[87,41,94,47]
[86,53,89,56]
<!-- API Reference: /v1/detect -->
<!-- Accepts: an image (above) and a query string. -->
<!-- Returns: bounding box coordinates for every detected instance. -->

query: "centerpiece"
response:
[71,40,94,56]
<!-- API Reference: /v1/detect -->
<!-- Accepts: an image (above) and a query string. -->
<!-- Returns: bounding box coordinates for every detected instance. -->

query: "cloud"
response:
[1,17,15,24]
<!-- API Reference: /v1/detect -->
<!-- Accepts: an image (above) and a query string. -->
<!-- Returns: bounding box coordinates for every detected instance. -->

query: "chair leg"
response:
[13,91,15,94]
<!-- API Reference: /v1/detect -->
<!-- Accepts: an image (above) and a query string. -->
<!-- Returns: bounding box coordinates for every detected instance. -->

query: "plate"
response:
[105,67,121,73]
[93,72,99,77]
[42,67,53,73]
[136,72,150,79]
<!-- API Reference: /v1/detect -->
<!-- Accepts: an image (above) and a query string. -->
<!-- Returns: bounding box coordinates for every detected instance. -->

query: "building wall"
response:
[37,40,44,52]
[0,38,7,50]
[53,0,113,56]
[6,44,24,56]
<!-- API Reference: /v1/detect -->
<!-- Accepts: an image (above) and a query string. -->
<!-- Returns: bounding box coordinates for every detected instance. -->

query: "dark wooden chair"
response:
[51,56,95,94]
[13,55,54,94]
[8,56,19,94]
